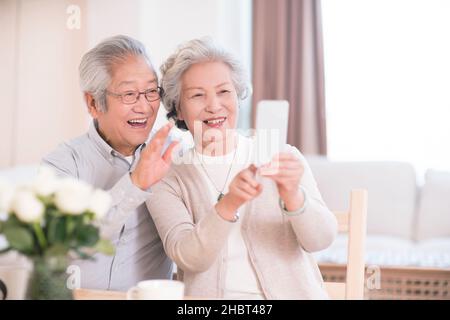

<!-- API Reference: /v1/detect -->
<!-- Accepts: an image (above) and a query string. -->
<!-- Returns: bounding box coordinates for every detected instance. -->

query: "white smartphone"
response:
[253,100,290,167]
[255,100,289,145]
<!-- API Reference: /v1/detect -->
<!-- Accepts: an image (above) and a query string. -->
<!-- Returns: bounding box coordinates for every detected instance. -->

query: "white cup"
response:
[126,280,185,300]
[0,266,31,300]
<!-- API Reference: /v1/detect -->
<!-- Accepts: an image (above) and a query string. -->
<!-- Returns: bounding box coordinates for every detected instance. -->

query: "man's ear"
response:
[86,93,100,118]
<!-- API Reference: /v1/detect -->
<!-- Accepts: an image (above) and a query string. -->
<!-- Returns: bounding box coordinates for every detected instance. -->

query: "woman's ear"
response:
[86,93,100,118]
[174,102,184,121]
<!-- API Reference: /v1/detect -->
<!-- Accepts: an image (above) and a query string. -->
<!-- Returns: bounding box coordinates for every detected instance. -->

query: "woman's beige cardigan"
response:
[146,145,338,299]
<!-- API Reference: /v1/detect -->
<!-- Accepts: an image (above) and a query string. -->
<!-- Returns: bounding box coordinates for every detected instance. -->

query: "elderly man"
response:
[42,35,178,291]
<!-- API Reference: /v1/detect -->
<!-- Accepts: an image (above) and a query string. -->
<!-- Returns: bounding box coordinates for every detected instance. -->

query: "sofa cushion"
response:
[306,156,417,239]
[313,235,450,268]
[416,237,450,268]
[416,170,450,241]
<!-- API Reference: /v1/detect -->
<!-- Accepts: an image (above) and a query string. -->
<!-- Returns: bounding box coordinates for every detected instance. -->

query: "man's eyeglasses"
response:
[106,87,163,104]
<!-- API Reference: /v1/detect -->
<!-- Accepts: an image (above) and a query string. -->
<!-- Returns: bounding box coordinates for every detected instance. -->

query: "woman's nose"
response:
[205,94,221,113]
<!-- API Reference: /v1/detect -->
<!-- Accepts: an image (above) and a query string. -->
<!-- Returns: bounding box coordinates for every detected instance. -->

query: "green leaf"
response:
[76,225,99,247]
[93,239,115,256]
[37,195,54,207]
[47,216,66,244]
[83,211,95,223]
[65,217,76,236]
[4,226,35,253]
[45,243,69,258]
[3,214,23,229]
[72,248,95,260]
[46,207,61,217]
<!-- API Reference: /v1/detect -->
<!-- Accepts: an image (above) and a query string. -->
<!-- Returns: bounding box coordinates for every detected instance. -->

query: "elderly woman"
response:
[146,38,337,299]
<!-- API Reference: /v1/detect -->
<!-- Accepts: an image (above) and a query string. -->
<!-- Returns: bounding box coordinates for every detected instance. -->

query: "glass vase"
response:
[28,255,72,300]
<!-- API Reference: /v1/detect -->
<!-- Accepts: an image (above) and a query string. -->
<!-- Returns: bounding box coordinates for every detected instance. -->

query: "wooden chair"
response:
[324,189,368,300]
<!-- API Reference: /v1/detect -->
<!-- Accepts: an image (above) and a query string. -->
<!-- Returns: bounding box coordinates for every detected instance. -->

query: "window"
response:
[322,0,450,179]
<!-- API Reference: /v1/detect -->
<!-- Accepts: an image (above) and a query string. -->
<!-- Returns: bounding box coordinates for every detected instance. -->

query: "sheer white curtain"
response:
[322,0,450,179]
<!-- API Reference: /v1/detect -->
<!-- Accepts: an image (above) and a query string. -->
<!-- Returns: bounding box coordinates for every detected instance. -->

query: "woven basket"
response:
[319,263,450,300]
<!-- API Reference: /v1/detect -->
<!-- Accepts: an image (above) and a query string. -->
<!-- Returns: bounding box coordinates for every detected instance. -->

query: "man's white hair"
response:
[79,35,155,112]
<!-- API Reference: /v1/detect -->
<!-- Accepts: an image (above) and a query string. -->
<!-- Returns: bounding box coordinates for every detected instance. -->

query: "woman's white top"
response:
[192,134,265,299]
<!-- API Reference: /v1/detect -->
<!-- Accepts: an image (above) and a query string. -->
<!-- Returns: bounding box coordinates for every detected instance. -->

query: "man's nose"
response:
[132,94,154,114]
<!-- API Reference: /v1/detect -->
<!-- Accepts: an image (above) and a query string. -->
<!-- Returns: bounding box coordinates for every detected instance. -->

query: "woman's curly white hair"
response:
[160,37,251,130]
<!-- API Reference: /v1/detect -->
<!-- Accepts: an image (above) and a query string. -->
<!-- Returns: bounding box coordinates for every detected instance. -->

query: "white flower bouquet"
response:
[0,166,114,260]
[0,167,115,299]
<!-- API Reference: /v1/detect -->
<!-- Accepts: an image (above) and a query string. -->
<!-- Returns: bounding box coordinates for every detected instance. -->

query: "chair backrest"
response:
[324,189,368,300]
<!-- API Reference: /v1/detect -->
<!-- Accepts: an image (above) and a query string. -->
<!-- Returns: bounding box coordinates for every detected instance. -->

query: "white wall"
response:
[0,0,89,168]
[0,0,17,167]
[85,0,141,48]
[15,0,89,166]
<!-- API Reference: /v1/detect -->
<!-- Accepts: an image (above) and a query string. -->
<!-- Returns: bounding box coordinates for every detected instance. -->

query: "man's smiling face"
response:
[90,55,160,156]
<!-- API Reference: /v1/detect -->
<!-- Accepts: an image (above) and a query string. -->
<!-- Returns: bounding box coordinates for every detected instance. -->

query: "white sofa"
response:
[2,160,450,269]
[306,156,450,269]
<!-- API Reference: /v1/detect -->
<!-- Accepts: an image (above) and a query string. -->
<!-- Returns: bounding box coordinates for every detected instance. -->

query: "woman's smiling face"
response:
[178,61,239,153]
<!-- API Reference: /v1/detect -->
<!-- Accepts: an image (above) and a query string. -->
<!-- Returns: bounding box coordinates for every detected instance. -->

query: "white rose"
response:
[0,179,15,213]
[88,189,112,220]
[54,178,92,215]
[33,166,60,196]
[12,189,45,223]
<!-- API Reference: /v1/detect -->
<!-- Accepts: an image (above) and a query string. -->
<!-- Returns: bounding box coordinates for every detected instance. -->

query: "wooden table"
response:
[72,288,202,300]
[73,288,127,300]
